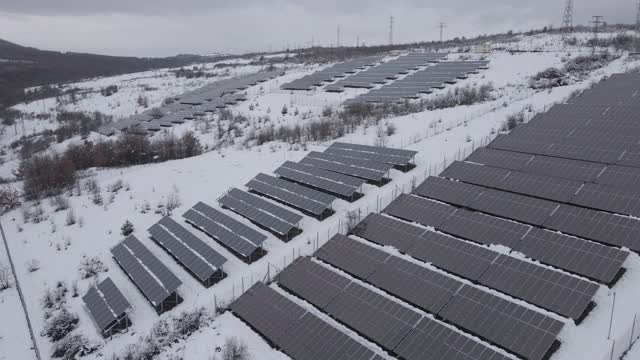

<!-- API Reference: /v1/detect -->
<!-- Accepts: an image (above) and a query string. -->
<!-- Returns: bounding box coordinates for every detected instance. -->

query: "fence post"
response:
[631,314,638,348]
[241,277,244,293]
[608,291,617,340]
[610,340,615,360]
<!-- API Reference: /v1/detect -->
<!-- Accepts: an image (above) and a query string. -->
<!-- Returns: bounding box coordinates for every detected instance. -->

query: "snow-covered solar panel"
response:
[466,148,535,171]
[317,234,391,279]
[325,147,412,166]
[354,213,425,252]
[253,173,335,206]
[148,217,227,282]
[331,142,417,162]
[111,236,182,306]
[415,176,486,208]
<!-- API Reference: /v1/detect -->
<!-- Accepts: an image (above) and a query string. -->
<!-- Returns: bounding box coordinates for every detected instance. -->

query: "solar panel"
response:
[281,312,385,360]
[438,285,564,360]
[183,208,259,257]
[316,234,391,279]
[439,208,530,249]
[515,228,628,284]
[385,194,457,228]
[414,176,486,207]
[441,161,583,203]
[596,165,640,190]
[253,173,335,208]
[470,188,559,226]
[83,286,117,331]
[395,317,513,360]
[306,151,393,172]
[407,229,500,281]
[278,257,351,308]
[544,205,640,252]
[331,142,417,163]
[353,213,425,252]
[148,217,227,282]
[324,281,423,352]
[227,188,303,225]
[325,147,411,167]
[368,255,463,314]
[246,175,329,216]
[219,189,299,236]
[96,278,129,318]
[466,148,534,171]
[193,202,266,245]
[111,236,182,306]
[300,156,386,182]
[478,255,599,320]
[275,161,364,197]
[522,156,607,183]
[571,183,640,217]
[229,282,306,345]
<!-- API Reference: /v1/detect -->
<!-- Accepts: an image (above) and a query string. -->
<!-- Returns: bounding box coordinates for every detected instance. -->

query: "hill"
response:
[0,38,225,109]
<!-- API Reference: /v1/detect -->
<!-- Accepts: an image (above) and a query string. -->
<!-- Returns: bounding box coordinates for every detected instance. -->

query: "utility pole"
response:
[389,16,394,45]
[562,0,574,37]
[337,25,341,47]
[311,35,315,49]
[356,35,360,47]
[438,22,447,42]
[636,1,640,51]
[590,15,604,53]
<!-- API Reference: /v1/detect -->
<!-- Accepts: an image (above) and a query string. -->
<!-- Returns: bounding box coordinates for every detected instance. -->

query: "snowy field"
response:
[1,31,640,360]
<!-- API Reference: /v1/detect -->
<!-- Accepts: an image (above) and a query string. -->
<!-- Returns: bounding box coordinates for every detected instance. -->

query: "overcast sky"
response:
[0,1,636,57]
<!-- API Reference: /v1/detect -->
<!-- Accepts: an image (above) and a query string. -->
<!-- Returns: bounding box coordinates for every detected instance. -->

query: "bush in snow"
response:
[220,337,250,360]
[51,334,98,358]
[65,209,76,226]
[385,123,397,137]
[50,195,70,212]
[0,263,11,291]
[564,53,617,77]
[529,67,568,89]
[78,256,108,279]
[26,259,41,273]
[121,220,134,236]
[0,185,20,213]
[42,308,79,341]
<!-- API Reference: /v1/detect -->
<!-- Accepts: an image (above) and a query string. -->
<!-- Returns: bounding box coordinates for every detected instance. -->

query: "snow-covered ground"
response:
[1,31,640,360]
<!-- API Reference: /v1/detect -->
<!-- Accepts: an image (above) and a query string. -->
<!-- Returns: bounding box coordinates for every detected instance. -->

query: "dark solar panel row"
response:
[229,282,384,360]
[82,278,130,332]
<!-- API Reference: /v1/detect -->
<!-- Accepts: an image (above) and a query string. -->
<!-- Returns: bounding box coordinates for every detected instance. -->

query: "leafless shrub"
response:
[78,256,108,279]
[26,259,41,273]
[50,195,69,212]
[0,263,11,291]
[0,185,20,213]
[220,337,250,360]
[65,209,76,226]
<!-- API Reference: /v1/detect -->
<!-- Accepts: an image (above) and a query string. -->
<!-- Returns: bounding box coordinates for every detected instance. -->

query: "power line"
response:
[438,22,447,42]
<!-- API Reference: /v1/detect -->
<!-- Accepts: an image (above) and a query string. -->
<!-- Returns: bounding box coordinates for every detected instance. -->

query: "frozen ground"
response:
[1,31,640,360]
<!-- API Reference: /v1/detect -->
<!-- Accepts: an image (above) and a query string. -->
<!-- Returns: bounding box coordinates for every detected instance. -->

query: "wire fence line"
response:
[0,220,42,360]
[598,308,640,360]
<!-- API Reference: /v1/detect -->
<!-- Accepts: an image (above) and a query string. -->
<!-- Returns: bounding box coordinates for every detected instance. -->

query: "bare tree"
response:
[220,337,250,360]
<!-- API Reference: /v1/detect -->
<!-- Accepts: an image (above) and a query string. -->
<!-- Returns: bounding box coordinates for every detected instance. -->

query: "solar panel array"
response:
[301,151,392,182]
[219,188,303,237]
[183,201,266,259]
[246,173,335,216]
[148,217,227,283]
[274,161,365,198]
[347,60,490,104]
[329,142,418,167]
[82,277,131,333]
[327,52,447,92]
[230,282,384,360]
[281,55,384,91]
[278,249,563,359]
[111,235,182,306]
[97,70,283,136]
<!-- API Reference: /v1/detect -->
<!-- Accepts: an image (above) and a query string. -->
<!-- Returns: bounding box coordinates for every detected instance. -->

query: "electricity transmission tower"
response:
[438,22,447,42]
[561,0,574,37]
[590,15,604,53]
[389,16,394,45]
